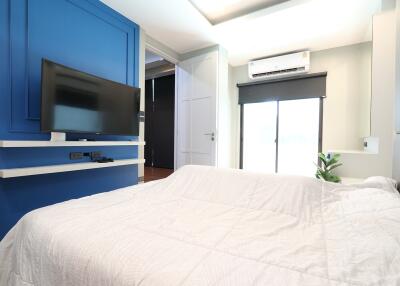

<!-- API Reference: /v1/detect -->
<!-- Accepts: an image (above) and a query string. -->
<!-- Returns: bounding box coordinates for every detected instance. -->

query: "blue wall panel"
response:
[0,0,141,239]
[0,165,138,239]
[0,146,138,169]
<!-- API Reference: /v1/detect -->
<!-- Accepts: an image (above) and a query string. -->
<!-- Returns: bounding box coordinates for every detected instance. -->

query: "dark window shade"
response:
[238,72,327,104]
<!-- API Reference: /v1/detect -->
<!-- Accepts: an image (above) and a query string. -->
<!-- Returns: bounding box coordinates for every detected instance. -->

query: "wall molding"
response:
[8,0,137,134]
[0,0,141,240]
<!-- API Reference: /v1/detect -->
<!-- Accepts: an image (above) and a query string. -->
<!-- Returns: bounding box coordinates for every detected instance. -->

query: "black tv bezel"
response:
[40,59,141,136]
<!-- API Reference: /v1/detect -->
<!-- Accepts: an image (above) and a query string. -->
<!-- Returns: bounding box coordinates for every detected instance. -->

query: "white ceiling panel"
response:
[101,0,383,66]
[189,0,290,24]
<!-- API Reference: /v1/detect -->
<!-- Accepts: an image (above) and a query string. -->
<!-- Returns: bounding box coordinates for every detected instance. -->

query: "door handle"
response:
[204,132,215,141]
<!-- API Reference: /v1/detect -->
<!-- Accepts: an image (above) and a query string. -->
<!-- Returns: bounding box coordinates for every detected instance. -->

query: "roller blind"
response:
[238,72,327,104]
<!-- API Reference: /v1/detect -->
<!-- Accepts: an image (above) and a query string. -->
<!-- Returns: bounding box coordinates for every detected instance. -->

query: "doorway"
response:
[144,50,175,182]
[240,98,322,176]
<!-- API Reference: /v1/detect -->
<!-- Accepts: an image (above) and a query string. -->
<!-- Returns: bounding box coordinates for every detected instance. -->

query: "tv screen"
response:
[41,59,140,136]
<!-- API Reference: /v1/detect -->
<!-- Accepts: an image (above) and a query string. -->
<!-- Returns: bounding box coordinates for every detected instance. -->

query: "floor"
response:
[144,167,174,182]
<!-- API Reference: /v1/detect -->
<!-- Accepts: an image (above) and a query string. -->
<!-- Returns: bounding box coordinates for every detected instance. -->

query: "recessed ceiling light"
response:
[189,0,290,25]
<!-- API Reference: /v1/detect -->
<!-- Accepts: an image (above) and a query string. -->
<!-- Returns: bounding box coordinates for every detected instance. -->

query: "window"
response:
[241,98,322,176]
[242,101,277,173]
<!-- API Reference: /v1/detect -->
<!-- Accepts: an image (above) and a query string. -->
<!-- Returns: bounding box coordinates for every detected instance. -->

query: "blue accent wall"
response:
[0,0,141,239]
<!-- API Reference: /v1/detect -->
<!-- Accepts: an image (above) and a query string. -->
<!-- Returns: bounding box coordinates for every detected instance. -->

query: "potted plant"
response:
[315,153,342,183]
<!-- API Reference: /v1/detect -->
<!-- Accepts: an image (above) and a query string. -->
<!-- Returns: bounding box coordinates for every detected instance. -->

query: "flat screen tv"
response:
[41,59,140,136]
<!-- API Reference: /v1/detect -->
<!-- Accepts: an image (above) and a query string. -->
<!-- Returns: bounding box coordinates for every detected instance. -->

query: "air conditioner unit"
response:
[248,51,310,80]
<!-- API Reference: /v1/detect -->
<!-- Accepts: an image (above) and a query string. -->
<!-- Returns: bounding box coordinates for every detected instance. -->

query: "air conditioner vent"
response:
[249,51,310,80]
[252,67,306,78]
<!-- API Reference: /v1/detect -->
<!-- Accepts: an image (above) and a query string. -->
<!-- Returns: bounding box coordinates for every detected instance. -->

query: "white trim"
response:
[0,141,145,148]
[0,159,145,178]
[146,43,179,64]
[174,63,179,170]
[341,177,365,184]
[145,36,180,64]
[327,149,377,155]
[138,27,147,179]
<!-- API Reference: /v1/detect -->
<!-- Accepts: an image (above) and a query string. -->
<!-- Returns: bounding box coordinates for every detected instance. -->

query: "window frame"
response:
[239,98,323,172]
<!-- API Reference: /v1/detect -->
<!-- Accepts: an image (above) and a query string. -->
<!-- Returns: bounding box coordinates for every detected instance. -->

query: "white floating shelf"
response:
[341,177,365,185]
[0,140,145,148]
[0,159,145,178]
[327,149,376,155]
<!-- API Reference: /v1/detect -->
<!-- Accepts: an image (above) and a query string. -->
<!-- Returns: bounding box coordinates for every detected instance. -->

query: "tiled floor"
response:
[144,167,174,182]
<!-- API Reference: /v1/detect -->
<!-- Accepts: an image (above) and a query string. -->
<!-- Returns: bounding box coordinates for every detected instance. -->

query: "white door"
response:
[176,52,217,168]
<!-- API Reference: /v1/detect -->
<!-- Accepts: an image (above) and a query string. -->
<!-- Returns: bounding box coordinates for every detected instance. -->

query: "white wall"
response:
[396,0,400,134]
[138,28,146,179]
[396,149,400,180]
[336,11,396,178]
[216,47,236,168]
[311,43,372,151]
[230,42,372,168]
[228,64,240,168]
[394,0,400,181]
[370,11,396,177]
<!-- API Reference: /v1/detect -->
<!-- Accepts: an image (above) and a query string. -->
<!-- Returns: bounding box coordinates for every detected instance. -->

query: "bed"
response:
[1,165,400,286]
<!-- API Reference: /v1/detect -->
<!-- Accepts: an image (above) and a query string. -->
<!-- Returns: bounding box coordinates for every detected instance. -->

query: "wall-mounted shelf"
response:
[327,149,377,155]
[0,159,145,178]
[341,177,365,184]
[0,140,145,148]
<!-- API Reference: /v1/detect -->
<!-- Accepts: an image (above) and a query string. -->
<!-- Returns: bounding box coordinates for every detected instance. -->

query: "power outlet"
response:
[70,152,83,160]
[90,151,102,160]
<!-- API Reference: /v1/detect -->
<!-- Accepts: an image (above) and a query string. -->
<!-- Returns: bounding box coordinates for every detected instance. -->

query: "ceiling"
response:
[189,0,290,25]
[101,0,383,66]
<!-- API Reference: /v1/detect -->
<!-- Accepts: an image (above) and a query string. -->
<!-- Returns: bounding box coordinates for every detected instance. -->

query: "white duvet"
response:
[1,165,400,286]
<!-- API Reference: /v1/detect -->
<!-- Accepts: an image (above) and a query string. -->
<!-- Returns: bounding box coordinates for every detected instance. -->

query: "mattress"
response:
[1,165,400,286]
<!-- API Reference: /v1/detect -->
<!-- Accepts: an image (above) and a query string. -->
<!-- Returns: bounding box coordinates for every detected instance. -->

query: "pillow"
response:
[361,176,399,195]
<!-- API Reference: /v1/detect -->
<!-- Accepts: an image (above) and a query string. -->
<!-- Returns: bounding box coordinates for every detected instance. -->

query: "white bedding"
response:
[1,165,400,286]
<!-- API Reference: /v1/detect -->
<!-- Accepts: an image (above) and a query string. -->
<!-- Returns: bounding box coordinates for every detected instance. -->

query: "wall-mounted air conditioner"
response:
[248,51,310,80]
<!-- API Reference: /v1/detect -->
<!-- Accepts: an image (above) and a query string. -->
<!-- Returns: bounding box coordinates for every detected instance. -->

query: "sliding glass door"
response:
[242,101,277,173]
[241,98,321,176]
[278,98,321,176]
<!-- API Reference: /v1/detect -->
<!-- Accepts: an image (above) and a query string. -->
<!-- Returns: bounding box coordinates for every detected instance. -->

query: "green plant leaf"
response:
[315,152,342,183]
[326,157,338,166]
[318,153,327,166]
[327,163,343,171]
